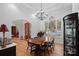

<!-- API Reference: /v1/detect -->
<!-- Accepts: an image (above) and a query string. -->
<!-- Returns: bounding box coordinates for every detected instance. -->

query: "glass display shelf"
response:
[63,13,78,56]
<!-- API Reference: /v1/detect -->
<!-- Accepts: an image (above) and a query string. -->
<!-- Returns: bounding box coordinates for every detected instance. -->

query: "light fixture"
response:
[35,3,48,20]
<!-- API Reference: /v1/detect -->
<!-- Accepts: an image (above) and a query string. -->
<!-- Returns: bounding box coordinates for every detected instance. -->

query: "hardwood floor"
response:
[13,38,63,56]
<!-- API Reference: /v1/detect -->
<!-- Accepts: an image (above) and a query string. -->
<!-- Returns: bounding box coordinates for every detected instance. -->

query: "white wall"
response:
[72,3,79,12]
[30,19,41,38]
[13,20,25,39]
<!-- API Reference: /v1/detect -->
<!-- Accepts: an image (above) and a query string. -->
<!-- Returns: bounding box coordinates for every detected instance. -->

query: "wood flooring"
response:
[13,38,63,56]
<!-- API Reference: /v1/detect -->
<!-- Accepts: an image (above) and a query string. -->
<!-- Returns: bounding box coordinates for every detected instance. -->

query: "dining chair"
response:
[51,38,55,51]
[27,39,37,55]
[36,42,47,56]
[48,38,55,54]
[37,31,45,37]
[39,37,55,56]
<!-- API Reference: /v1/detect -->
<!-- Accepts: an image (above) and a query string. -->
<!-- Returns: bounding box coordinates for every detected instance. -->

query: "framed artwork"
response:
[45,16,61,32]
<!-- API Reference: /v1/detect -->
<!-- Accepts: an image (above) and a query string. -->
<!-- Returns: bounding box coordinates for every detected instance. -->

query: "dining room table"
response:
[28,36,55,55]
[29,36,54,45]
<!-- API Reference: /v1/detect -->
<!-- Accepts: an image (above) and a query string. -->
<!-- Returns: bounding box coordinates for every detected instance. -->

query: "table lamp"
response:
[0,24,9,48]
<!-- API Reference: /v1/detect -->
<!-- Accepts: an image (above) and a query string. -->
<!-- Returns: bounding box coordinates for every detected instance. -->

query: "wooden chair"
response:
[26,38,37,55]
[39,38,55,56]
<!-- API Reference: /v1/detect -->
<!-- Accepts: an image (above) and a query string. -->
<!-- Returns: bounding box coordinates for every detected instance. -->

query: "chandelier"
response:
[35,3,48,20]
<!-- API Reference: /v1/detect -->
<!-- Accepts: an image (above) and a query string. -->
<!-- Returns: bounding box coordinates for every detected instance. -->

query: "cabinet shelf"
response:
[66,27,75,29]
[65,45,76,48]
[65,36,75,38]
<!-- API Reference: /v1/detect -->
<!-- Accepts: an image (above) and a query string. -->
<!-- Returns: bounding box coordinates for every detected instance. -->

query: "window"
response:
[45,16,61,32]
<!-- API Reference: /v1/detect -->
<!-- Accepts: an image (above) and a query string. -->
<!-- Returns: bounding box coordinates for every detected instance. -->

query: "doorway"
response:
[11,26,19,38]
[25,22,31,39]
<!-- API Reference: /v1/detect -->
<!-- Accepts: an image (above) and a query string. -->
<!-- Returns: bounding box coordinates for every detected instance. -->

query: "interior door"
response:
[25,23,31,39]
[11,26,19,38]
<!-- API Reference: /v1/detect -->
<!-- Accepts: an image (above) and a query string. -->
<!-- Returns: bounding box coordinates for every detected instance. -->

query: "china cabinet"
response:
[63,12,79,56]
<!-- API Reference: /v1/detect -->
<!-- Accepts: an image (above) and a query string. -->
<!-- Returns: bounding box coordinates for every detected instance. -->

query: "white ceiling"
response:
[0,3,72,18]
[14,3,72,14]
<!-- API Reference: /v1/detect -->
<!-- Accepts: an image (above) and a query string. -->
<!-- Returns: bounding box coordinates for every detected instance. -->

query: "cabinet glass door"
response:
[63,13,78,56]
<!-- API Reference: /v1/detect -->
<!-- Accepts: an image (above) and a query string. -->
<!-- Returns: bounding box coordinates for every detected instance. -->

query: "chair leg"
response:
[46,49,50,56]
[48,50,51,56]
[42,51,45,56]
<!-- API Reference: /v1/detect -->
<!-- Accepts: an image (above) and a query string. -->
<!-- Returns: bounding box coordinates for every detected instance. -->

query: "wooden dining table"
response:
[29,36,54,45]
[28,36,54,55]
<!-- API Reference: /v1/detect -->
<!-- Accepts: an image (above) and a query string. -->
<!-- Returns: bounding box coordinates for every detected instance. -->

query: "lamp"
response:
[35,3,48,20]
[0,24,9,47]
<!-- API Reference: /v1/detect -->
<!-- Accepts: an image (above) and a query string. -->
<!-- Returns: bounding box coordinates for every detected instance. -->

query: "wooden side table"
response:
[0,43,16,56]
